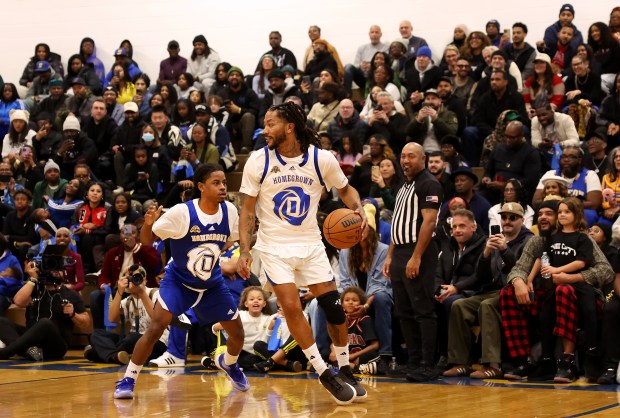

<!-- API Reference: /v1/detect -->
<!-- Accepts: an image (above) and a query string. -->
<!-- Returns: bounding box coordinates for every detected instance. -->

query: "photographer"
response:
[85,265,167,364]
[0,254,89,361]
[90,224,160,330]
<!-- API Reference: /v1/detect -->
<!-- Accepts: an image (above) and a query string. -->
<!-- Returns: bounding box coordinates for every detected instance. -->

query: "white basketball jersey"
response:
[240,145,348,255]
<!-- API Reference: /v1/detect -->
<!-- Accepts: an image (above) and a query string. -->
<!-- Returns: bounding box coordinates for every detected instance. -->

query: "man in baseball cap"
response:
[158,40,187,87]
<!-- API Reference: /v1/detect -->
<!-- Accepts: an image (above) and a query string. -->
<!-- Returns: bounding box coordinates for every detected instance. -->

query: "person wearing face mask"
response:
[51,115,97,180]
[139,124,171,193]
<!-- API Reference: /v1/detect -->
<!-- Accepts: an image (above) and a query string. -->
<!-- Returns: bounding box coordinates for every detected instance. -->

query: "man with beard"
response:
[470,50,521,110]
[31,79,67,123]
[538,4,583,53]
[307,82,341,133]
[530,104,579,150]
[113,102,146,187]
[406,89,458,153]
[452,59,477,114]
[214,67,259,153]
[533,143,602,226]
[502,22,537,81]
[26,61,62,104]
[33,113,63,162]
[436,76,467,135]
[304,40,338,82]
[83,98,118,181]
[238,102,367,404]
[444,203,532,379]
[481,121,541,204]
[500,200,613,381]
[538,25,576,76]
[102,86,125,126]
[258,69,300,128]
[51,115,97,179]
[382,142,443,382]
[428,151,454,200]
[326,99,368,148]
[462,69,527,166]
[582,129,609,183]
[187,35,220,93]
[64,77,96,124]
[255,31,298,72]
[439,167,492,233]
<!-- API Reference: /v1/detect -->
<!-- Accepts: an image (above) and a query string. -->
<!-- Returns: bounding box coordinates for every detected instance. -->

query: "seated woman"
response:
[182,121,220,167]
[71,182,107,273]
[369,157,404,211]
[488,179,535,234]
[108,63,136,105]
[459,31,491,72]
[589,222,618,265]
[132,73,153,116]
[103,192,142,250]
[365,52,402,99]
[123,146,159,213]
[523,54,565,115]
[0,83,26,141]
[172,98,195,141]
[155,84,178,117]
[360,86,406,122]
[564,55,604,107]
[2,109,36,159]
[252,55,275,100]
[0,259,89,361]
[587,22,620,93]
[349,135,396,199]
[64,54,101,95]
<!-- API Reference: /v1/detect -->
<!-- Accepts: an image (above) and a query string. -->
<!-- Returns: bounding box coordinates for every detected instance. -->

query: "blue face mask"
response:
[142,133,155,143]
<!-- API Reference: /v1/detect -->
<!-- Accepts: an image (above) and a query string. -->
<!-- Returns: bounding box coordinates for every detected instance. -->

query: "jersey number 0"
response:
[186,243,221,281]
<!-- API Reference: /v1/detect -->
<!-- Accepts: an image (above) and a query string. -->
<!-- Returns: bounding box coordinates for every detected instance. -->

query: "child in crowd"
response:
[172,98,195,140]
[253,297,307,373]
[319,132,338,158]
[207,95,229,126]
[529,197,596,383]
[336,135,361,177]
[330,286,380,375]
[213,286,272,369]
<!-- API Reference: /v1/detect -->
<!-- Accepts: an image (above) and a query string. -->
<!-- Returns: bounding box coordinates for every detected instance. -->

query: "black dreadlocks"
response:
[268,102,320,153]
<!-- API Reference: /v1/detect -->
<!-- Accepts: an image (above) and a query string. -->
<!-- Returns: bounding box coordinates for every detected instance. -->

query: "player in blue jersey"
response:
[114,163,249,399]
[238,102,368,405]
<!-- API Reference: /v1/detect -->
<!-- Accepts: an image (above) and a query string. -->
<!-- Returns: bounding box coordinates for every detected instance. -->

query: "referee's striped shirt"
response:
[391,169,443,245]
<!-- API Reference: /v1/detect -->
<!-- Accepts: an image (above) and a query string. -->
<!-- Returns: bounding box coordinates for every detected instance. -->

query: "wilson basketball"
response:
[323,208,363,249]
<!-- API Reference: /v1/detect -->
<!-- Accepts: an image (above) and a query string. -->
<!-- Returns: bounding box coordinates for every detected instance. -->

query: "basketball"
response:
[323,208,363,249]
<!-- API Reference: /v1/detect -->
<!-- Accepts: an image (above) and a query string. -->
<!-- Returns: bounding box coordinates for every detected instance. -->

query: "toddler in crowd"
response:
[330,286,380,375]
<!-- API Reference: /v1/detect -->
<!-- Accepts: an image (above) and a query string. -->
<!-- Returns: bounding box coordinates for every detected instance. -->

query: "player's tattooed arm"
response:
[240,212,256,254]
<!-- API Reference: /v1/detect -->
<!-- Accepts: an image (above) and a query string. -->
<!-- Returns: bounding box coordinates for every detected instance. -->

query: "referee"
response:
[383,142,442,382]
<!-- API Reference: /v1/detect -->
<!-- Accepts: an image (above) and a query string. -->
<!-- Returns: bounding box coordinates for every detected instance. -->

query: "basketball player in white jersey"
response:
[237,102,368,405]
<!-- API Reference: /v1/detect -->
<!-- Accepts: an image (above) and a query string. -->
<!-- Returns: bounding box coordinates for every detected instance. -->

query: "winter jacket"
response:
[435,230,487,295]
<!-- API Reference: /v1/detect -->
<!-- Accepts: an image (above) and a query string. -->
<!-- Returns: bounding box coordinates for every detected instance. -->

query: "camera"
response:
[128,264,144,286]
[28,245,75,284]
[374,104,383,111]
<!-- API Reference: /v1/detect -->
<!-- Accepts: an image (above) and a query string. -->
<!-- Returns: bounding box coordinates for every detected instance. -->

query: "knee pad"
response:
[317,291,346,325]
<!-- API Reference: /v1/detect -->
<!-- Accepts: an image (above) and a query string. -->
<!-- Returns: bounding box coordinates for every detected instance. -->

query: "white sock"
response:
[224,351,239,366]
[124,361,143,381]
[333,344,350,368]
[303,344,328,375]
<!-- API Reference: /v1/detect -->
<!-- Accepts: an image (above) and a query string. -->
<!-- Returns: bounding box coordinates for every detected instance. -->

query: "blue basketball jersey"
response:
[166,201,230,290]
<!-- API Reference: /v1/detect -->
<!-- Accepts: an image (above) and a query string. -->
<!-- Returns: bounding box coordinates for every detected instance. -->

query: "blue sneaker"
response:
[216,354,250,391]
[114,377,136,399]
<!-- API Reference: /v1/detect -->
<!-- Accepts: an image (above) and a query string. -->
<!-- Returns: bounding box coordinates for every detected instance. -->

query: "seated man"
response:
[502,22,537,82]
[533,143,602,226]
[89,224,161,330]
[531,105,579,171]
[32,160,67,210]
[343,25,389,95]
[258,69,301,128]
[50,115,97,180]
[461,69,527,166]
[406,88,458,154]
[326,99,368,148]
[64,77,97,123]
[157,40,187,88]
[428,151,455,201]
[480,121,541,204]
[255,31,298,72]
[399,20,428,57]
[103,48,141,88]
[443,203,533,378]
[307,82,341,133]
[366,92,408,155]
[85,265,167,364]
[537,4,583,54]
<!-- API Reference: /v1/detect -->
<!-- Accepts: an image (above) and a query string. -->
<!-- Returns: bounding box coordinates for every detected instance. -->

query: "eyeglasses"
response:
[501,214,520,221]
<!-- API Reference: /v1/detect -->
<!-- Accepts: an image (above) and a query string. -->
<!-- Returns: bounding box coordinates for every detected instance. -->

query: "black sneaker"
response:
[254,358,274,373]
[26,346,43,362]
[528,358,556,381]
[504,360,538,381]
[583,349,601,381]
[83,345,98,363]
[285,360,302,373]
[318,369,356,405]
[386,363,418,378]
[406,362,440,382]
[554,359,576,383]
[338,365,367,399]
[597,368,617,385]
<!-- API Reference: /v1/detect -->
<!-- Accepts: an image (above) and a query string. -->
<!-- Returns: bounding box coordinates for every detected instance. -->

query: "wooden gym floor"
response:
[1,351,619,417]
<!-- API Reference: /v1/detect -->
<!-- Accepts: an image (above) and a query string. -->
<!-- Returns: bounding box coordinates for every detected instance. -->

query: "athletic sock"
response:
[303,344,328,375]
[333,344,350,368]
[124,361,143,381]
[224,351,239,366]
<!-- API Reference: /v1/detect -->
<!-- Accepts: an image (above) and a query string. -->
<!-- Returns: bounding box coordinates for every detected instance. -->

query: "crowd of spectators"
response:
[1,3,620,386]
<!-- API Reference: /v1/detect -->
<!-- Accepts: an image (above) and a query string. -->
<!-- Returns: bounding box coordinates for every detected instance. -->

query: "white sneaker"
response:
[148,351,185,368]
[0,339,5,349]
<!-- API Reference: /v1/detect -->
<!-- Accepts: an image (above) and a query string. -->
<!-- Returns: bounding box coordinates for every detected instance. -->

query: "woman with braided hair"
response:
[237,101,369,405]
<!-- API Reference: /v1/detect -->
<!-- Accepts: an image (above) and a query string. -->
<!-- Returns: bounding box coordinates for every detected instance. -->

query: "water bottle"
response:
[389,357,397,371]
[541,252,551,279]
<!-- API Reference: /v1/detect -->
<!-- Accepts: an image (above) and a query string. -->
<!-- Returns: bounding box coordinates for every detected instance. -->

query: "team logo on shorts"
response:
[272,186,310,226]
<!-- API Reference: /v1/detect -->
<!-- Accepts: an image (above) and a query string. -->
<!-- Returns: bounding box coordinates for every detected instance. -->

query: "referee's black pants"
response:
[390,241,438,365]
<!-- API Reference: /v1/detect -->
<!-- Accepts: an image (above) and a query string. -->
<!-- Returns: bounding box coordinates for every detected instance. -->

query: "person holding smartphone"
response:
[443,202,533,379]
